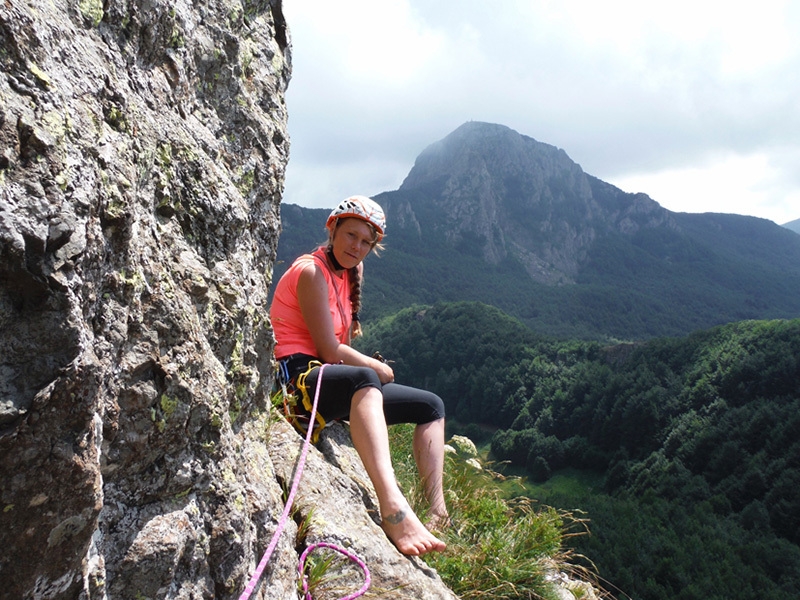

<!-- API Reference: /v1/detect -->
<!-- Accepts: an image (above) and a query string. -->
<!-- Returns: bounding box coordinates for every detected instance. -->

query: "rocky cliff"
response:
[387,121,676,284]
[0,1,456,598]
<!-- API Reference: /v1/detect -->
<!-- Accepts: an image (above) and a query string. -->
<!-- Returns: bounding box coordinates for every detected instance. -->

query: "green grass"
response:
[521,468,606,500]
[388,424,600,599]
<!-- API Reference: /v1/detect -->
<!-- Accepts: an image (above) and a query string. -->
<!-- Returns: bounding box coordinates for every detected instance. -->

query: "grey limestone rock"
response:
[0,1,456,598]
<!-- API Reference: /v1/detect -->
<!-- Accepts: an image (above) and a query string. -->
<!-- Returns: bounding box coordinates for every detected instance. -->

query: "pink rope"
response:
[299,542,371,600]
[239,364,370,600]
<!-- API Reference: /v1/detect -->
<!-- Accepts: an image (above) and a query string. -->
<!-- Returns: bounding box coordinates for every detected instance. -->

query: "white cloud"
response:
[287,0,445,85]
[284,155,411,210]
[282,0,800,225]
[612,151,798,224]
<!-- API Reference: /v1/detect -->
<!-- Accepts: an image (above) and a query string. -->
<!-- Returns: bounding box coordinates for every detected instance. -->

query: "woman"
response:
[270,195,449,556]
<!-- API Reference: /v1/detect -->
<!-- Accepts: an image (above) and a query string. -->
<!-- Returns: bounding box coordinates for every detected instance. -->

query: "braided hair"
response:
[349,266,364,339]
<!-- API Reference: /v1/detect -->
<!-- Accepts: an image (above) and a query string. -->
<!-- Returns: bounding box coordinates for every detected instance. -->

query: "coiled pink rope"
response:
[239,364,371,600]
[299,542,371,600]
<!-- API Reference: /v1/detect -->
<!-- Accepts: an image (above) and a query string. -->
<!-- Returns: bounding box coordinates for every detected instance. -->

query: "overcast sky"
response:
[281,0,800,226]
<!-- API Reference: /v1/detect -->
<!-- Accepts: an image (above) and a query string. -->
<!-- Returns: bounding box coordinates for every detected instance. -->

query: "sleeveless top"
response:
[270,247,352,359]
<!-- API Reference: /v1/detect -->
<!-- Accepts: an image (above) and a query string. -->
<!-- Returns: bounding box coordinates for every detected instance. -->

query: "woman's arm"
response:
[296,263,394,383]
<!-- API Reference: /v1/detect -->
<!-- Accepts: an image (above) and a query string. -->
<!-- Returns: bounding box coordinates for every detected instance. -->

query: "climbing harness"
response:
[240,364,371,600]
[273,358,328,444]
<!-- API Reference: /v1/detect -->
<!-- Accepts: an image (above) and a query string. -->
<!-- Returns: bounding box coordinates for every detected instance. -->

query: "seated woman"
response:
[269,195,449,556]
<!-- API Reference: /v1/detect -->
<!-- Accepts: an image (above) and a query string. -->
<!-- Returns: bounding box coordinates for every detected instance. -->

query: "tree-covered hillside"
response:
[356,303,800,600]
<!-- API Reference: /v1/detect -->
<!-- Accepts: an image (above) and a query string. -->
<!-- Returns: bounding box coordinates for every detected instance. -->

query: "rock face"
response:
[0,1,456,598]
[387,121,676,284]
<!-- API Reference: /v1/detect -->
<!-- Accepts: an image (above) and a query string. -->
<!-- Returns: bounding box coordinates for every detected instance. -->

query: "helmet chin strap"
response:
[326,245,345,271]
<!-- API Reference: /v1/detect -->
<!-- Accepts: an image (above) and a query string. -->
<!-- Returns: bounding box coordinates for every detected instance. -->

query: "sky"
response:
[281,0,800,226]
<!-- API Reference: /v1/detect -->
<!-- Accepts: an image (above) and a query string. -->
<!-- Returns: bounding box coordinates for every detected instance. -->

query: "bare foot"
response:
[381,507,446,556]
[426,511,452,534]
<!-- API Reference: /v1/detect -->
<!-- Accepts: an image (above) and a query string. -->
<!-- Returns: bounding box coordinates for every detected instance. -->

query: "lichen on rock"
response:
[1,1,455,598]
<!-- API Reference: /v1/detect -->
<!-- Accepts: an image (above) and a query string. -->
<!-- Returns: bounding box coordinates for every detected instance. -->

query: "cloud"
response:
[282,0,800,225]
[613,151,800,223]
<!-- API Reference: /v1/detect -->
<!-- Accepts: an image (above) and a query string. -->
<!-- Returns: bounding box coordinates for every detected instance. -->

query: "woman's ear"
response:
[326,218,338,242]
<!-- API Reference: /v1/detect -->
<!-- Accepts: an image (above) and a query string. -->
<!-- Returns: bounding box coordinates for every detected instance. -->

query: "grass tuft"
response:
[389,424,604,599]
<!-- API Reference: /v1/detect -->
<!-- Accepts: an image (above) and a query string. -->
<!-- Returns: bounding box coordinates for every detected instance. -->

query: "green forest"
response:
[356,302,800,600]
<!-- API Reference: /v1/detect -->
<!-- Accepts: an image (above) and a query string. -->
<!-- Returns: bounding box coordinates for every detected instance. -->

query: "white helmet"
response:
[327,195,386,241]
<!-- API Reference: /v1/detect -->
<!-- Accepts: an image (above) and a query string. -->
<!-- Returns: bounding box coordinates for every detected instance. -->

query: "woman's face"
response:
[329,218,376,270]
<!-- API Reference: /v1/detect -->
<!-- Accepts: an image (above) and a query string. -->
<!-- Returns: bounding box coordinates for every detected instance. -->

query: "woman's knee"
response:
[350,365,382,390]
[353,385,382,403]
[419,392,445,423]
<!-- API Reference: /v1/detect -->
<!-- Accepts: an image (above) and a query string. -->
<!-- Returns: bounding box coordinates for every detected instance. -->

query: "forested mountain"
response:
[356,302,800,600]
[276,121,800,341]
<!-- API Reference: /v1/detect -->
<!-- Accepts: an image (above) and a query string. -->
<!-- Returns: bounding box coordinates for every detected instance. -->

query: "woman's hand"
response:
[372,359,395,384]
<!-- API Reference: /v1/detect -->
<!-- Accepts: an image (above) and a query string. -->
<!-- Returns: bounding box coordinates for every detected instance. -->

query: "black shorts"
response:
[281,354,445,425]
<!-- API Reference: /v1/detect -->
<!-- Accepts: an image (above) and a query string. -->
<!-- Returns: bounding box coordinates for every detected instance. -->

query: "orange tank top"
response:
[270,248,352,359]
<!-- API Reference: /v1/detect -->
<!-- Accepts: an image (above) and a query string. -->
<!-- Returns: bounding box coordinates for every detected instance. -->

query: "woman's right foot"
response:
[381,507,446,556]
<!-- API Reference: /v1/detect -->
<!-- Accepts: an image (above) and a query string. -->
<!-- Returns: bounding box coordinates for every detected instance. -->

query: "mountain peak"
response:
[400,121,575,195]
[387,122,670,283]
[279,122,800,339]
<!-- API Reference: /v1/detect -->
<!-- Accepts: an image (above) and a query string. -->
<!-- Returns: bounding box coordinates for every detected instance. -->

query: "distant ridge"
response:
[783,217,800,235]
[276,122,800,340]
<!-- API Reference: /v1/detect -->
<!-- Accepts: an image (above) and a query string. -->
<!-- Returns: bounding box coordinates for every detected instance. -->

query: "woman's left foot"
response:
[426,512,453,533]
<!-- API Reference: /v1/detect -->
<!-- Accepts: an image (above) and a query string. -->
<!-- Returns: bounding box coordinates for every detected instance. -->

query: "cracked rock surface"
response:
[0,1,456,598]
